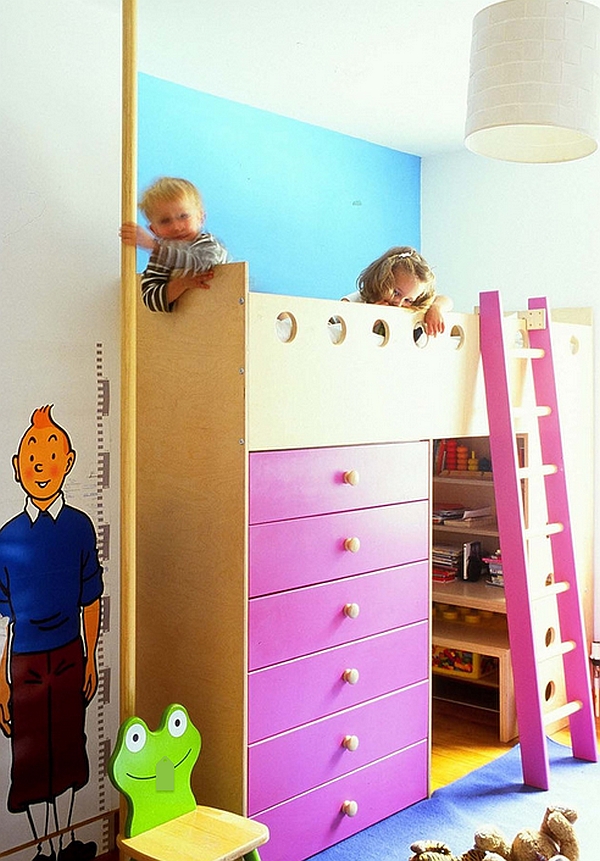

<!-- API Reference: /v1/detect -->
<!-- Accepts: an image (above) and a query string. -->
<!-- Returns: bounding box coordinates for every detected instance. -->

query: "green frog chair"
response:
[108,703,268,861]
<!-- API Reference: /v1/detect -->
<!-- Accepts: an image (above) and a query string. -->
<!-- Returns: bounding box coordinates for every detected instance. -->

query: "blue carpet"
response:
[309,740,599,860]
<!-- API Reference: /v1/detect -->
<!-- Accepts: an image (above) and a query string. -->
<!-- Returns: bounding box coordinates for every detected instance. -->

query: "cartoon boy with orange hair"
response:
[0,406,103,861]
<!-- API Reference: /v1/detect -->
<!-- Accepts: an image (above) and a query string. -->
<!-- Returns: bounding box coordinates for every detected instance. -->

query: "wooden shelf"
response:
[432,578,506,614]
[435,472,493,484]
[433,619,509,654]
[433,520,499,537]
[431,615,517,742]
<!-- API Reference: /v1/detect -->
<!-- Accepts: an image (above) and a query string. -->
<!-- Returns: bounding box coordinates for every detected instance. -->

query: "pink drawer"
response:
[254,739,428,861]
[249,561,428,670]
[249,441,429,524]
[248,680,428,814]
[249,500,429,597]
[248,620,428,742]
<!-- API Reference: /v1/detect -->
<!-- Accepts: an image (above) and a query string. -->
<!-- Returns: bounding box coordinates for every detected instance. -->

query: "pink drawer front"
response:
[248,680,428,814]
[255,739,428,861]
[248,620,428,742]
[249,500,429,597]
[249,441,429,524]
[249,560,428,670]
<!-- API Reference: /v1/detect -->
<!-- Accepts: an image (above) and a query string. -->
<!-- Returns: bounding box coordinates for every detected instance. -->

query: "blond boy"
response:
[120,177,229,312]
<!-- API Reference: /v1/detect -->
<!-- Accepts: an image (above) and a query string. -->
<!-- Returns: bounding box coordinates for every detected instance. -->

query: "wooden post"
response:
[121,0,137,724]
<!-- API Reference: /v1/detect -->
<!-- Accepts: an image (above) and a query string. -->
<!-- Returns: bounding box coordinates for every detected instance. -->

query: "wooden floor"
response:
[431,698,600,791]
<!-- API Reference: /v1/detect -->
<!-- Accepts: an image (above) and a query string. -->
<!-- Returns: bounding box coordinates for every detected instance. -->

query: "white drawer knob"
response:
[343,470,360,486]
[343,602,360,619]
[342,734,360,751]
[344,536,361,553]
[342,667,360,685]
[342,799,359,817]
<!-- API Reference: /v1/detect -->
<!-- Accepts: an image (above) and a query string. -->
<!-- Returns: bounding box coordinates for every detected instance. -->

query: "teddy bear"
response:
[408,806,579,861]
[472,806,579,861]
[408,839,493,861]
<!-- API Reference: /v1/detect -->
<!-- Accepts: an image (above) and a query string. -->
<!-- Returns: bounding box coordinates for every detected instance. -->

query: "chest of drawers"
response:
[247,441,430,861]
[135,269,445,861]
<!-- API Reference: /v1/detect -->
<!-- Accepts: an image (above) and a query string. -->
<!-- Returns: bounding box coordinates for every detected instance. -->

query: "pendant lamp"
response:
[465,0,600,163]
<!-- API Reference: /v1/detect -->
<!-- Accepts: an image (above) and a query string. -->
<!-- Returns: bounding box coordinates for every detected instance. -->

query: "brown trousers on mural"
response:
[8,638,89,813]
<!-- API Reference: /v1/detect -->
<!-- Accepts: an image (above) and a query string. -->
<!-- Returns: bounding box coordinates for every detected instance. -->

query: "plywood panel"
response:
[136,263,248,812]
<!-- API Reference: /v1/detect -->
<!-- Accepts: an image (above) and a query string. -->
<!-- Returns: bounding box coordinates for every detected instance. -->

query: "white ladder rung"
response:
[525,522,564,539]
[512,405,552,419]
[531,581,570,599]
[539,640,576,662]
[517,463,557,479]
[543,700,583,726]
[511,347,545,360]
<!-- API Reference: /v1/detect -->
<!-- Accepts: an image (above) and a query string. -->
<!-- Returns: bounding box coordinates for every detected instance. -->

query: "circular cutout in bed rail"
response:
[276,312,297,343]
[449,324,465,350]
[328,316,347,345]
[372,319,389,345]
[413,322,428,349]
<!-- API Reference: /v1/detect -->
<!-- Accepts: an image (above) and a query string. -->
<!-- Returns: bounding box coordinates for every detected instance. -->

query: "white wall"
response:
[422,149,599,636]
[1,1,122,855]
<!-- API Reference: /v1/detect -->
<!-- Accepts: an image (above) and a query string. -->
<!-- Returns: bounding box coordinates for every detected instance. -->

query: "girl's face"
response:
[148,196,204,241]
[380,270,424,307]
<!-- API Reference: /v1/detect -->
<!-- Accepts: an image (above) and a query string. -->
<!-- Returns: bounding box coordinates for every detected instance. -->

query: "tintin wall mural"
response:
[0,346,118,861]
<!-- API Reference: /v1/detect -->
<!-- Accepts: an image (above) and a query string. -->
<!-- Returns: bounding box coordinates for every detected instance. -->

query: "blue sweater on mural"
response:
[0,500,103,654]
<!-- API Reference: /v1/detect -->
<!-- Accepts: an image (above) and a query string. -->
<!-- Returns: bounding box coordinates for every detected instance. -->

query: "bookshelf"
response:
[432,436,518,742]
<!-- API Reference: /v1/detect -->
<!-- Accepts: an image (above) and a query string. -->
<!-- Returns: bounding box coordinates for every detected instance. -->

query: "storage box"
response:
[432,645,496,679]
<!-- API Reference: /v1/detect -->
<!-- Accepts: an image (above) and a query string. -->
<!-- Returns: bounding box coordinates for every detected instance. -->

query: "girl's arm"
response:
[423,294,453,336]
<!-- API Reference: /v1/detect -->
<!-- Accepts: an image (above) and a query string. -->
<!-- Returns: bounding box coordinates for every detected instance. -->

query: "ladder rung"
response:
[531,580,570,599]
[511,347,545,360]
[543,700,582,726]
[538,640,576,662]
[517,464,557,479]
[512,405,552,418]
[525,522,564,539]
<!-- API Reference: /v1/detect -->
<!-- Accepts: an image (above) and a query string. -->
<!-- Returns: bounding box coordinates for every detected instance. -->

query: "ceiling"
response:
[135,0,498,157]
[136,0,600,158]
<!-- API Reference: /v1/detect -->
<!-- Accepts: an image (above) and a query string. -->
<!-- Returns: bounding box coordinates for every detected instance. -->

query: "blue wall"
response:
[138,73,421,299]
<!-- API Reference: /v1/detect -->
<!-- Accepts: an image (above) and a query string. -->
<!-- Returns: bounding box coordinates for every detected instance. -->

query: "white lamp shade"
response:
[465,0,600,162]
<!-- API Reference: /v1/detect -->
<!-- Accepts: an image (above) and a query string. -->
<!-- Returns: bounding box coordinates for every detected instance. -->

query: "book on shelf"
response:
[433,503,493,525]
[432,568,457,583]
[432,543,462,582]
[461,506,493,519]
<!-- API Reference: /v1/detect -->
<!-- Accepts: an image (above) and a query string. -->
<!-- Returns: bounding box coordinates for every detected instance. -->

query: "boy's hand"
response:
[166,270,215,304]
[169,270,215,290]
[119,222,156,251]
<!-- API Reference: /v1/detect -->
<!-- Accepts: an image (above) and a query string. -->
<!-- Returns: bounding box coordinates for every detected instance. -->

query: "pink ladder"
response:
[479,290,597,789]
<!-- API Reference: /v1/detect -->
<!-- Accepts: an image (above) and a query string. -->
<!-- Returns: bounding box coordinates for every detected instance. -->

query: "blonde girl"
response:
[344,246,452,336]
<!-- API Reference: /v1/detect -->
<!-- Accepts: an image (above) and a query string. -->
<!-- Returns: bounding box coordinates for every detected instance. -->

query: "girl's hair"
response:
[139,177,204,220]
[357,246,436,308]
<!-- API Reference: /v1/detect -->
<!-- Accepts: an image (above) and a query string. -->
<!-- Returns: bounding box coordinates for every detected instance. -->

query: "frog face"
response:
[108,703,201,837]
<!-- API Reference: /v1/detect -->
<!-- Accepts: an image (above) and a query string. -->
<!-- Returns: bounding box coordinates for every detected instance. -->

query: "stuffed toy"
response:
[473,806,579,861]
[408,840,492,861]
[409,806,579,861]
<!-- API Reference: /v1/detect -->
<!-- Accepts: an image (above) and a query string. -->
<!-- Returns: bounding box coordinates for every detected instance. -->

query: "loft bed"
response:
[131,262,593,861]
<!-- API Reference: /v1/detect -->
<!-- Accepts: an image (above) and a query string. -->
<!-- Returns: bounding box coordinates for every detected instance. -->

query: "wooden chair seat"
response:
[108,705,269,861]
[117,804,269,861]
